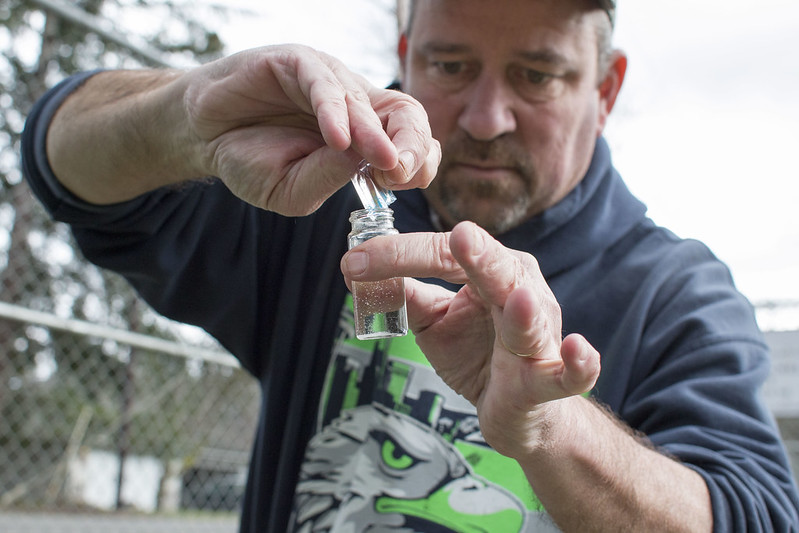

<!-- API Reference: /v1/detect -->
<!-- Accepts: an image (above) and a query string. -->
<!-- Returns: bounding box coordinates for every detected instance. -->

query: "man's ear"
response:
[397,33,409,82]
[597,50,627,134]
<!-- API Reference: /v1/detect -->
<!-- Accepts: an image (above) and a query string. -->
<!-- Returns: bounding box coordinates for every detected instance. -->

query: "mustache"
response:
[442,133,531,167]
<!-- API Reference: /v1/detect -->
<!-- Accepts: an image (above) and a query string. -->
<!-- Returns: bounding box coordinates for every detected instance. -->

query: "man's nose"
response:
[457,76,517,141]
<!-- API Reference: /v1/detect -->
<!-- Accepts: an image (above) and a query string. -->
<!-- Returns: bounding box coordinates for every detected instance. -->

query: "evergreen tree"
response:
[0,0,245,510]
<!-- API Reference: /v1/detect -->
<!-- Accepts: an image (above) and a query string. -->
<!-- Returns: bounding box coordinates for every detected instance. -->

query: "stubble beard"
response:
[428,134,539,235]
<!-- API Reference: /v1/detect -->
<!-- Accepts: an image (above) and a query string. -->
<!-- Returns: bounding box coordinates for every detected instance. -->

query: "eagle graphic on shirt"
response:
[288,295,559,532]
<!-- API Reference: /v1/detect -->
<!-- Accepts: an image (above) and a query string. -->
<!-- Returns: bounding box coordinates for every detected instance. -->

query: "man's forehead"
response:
[408,1,603,54]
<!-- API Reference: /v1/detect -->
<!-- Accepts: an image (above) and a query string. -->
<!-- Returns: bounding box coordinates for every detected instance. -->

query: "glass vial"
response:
[348,208,408,340]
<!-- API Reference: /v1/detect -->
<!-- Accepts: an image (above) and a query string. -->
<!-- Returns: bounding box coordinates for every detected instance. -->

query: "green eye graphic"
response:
[372,431,420,471]
[382,439,414,470]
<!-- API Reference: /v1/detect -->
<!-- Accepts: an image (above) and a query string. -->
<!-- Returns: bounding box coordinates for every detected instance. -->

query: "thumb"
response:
[560,333,601,396]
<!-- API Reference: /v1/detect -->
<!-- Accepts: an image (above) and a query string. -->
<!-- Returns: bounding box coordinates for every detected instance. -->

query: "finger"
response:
[293,48,438,184]
[285,48,356,152]
[403,277,457,333]
[373,96,441,188]
[307,77,354,152]
[376,137,441,191]
[214,122,360,216]
[343,86,400,170]
[560,334,601,395]
[320,57,400,169]
[418,138,443,187]
[340,232,469,285]
[448,221,538,308]
[295,50,398,167]
[499,286,552,359]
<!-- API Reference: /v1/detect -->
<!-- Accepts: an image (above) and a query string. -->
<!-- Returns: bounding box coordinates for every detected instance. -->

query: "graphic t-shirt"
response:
[290,295,560,532]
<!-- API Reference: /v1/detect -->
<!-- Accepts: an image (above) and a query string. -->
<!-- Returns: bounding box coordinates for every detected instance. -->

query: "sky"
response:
[213,0,799,329]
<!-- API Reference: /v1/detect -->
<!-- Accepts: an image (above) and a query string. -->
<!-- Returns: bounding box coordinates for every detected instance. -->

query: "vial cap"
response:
[351,160,396,210]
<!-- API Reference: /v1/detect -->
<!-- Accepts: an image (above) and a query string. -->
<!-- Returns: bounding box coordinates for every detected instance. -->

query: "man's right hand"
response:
[47,44,440,214]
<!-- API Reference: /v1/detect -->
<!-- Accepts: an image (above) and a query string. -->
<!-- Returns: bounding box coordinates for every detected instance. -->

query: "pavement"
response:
[0,512,238,533]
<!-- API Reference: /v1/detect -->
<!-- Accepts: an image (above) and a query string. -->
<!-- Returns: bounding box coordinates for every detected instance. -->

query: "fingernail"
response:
[344,251,368,276]
[338,123,351,142]
[470,223,486,256]
[398,151,416,180]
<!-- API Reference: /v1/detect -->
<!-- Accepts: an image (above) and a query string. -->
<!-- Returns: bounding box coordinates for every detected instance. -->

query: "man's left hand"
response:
[340,221,601,458]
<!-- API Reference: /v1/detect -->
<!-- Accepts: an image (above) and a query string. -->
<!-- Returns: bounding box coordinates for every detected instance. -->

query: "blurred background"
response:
[1,1,797,531]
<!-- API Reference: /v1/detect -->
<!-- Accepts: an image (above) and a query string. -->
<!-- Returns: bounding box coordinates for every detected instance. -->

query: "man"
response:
[22,0,799,531]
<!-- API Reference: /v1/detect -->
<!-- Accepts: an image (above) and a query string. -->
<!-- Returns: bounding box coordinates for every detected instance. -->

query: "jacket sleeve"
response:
[620,238,799,532]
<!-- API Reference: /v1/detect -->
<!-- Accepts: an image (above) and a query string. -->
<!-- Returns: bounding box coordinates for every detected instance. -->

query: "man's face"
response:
[400,0,610,234]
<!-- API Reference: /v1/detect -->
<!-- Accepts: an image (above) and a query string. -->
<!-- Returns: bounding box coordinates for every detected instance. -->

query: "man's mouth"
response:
[450,162,519,181]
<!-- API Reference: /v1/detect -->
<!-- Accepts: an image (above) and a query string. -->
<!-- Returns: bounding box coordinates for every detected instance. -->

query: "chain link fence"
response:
[0,308,258,510]
[1,164,260,530]
[0,308,260,529]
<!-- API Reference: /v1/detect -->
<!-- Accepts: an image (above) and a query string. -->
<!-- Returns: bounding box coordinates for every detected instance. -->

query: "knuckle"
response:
[431,232,460,273]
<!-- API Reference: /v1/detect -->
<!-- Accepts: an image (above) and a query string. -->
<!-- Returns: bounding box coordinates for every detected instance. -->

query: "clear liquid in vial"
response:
[352,277,407,339]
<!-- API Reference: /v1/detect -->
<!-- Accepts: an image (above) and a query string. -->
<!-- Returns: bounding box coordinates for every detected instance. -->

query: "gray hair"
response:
[401,0,616,79]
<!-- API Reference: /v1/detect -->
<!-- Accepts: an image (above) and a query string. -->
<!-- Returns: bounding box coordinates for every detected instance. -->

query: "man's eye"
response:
[522,69,552,85]
[434,61,465,75]
[509,66,564,101]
